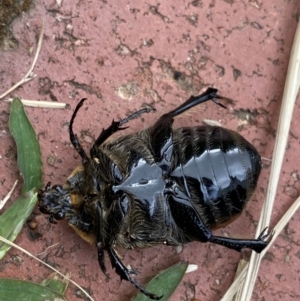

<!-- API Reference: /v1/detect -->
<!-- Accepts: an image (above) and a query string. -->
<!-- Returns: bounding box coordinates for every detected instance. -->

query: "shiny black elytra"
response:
[38,88,271,300]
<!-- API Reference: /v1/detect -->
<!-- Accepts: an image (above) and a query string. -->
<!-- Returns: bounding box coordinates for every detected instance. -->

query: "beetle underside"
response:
[38,88,272,300]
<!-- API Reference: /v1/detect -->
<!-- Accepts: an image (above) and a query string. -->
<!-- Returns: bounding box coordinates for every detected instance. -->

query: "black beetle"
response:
[38,88,271,300]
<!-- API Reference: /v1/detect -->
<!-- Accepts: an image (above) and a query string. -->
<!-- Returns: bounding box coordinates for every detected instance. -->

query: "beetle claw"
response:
[258,227,274,243]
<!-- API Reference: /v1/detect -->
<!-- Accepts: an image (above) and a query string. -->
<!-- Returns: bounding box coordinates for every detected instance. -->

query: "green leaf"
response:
[0,190,37,260]
[0,98,42,258]
[9,98,42,192]
[132,262,189,301]
[0,274,68,301]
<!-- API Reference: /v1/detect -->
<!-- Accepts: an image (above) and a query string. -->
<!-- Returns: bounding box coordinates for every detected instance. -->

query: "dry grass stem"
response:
[4,98,67,109]
[0,21,44,100]
[0,181,18,210]
[232,259,248,301]
[226,20,300,301]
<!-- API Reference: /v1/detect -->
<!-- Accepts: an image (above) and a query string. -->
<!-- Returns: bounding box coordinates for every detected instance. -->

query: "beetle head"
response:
[38,182,80,224]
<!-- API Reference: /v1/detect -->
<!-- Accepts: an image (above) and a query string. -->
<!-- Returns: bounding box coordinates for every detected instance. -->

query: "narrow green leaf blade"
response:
[0,99,42,258]
[9,98,42,192]
[132,262,189,301]
[0,277,68,301]
[0,190,37,260]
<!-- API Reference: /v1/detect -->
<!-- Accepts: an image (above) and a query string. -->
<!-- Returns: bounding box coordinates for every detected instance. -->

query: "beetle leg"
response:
[95,107,155,146]
[90,107,154,157]
[100,196,162,299]
[150,88,226,174]
[167,195,213,242]
[71,98,154,161]
[168,195,271,253]
[107,247,162,300]
[95,202,108,277]
[209,227,273,253]
[119,107,155,127]
[97,241,108,277]
[149,112,174,174]
[169,87,225,117]
[96,199,133,279]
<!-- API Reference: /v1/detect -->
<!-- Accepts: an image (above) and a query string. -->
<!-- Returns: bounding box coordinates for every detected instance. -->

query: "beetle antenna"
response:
[69,98,90,164]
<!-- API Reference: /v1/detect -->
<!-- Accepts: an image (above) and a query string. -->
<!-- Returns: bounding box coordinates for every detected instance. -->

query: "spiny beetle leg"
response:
[209,227,272,253]
[167,194,213,242]
[119,107,155,127]
[168,194,271,254]
[91,107,154,157]
[149,112,174,171]
[169,87,225,117]
[107,247,162,300]
[258,226,273,241]
[149,88,226,173]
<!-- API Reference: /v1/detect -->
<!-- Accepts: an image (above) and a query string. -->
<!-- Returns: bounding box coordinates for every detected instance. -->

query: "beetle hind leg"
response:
[168,194,272,254]
[209,227,273,253]
[107,247,162,300]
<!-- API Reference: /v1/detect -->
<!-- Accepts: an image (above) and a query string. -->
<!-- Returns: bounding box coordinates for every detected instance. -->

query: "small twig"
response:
[0,181,18,210]
[4,98,67,109]
[0,21,45,100]
[232,259,248,301]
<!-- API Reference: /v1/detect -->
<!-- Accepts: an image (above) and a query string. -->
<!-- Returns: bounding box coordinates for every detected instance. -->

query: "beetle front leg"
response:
[91,107,154,157]
[100,197,162,300]
[96,199,137,276]
[107,247,162,300]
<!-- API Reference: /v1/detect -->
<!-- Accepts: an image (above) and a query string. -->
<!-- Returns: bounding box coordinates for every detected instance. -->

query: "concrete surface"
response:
[0,1,300,301]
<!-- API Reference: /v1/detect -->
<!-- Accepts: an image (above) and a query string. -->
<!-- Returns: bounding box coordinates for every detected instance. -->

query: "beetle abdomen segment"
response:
[171,126,261,229]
